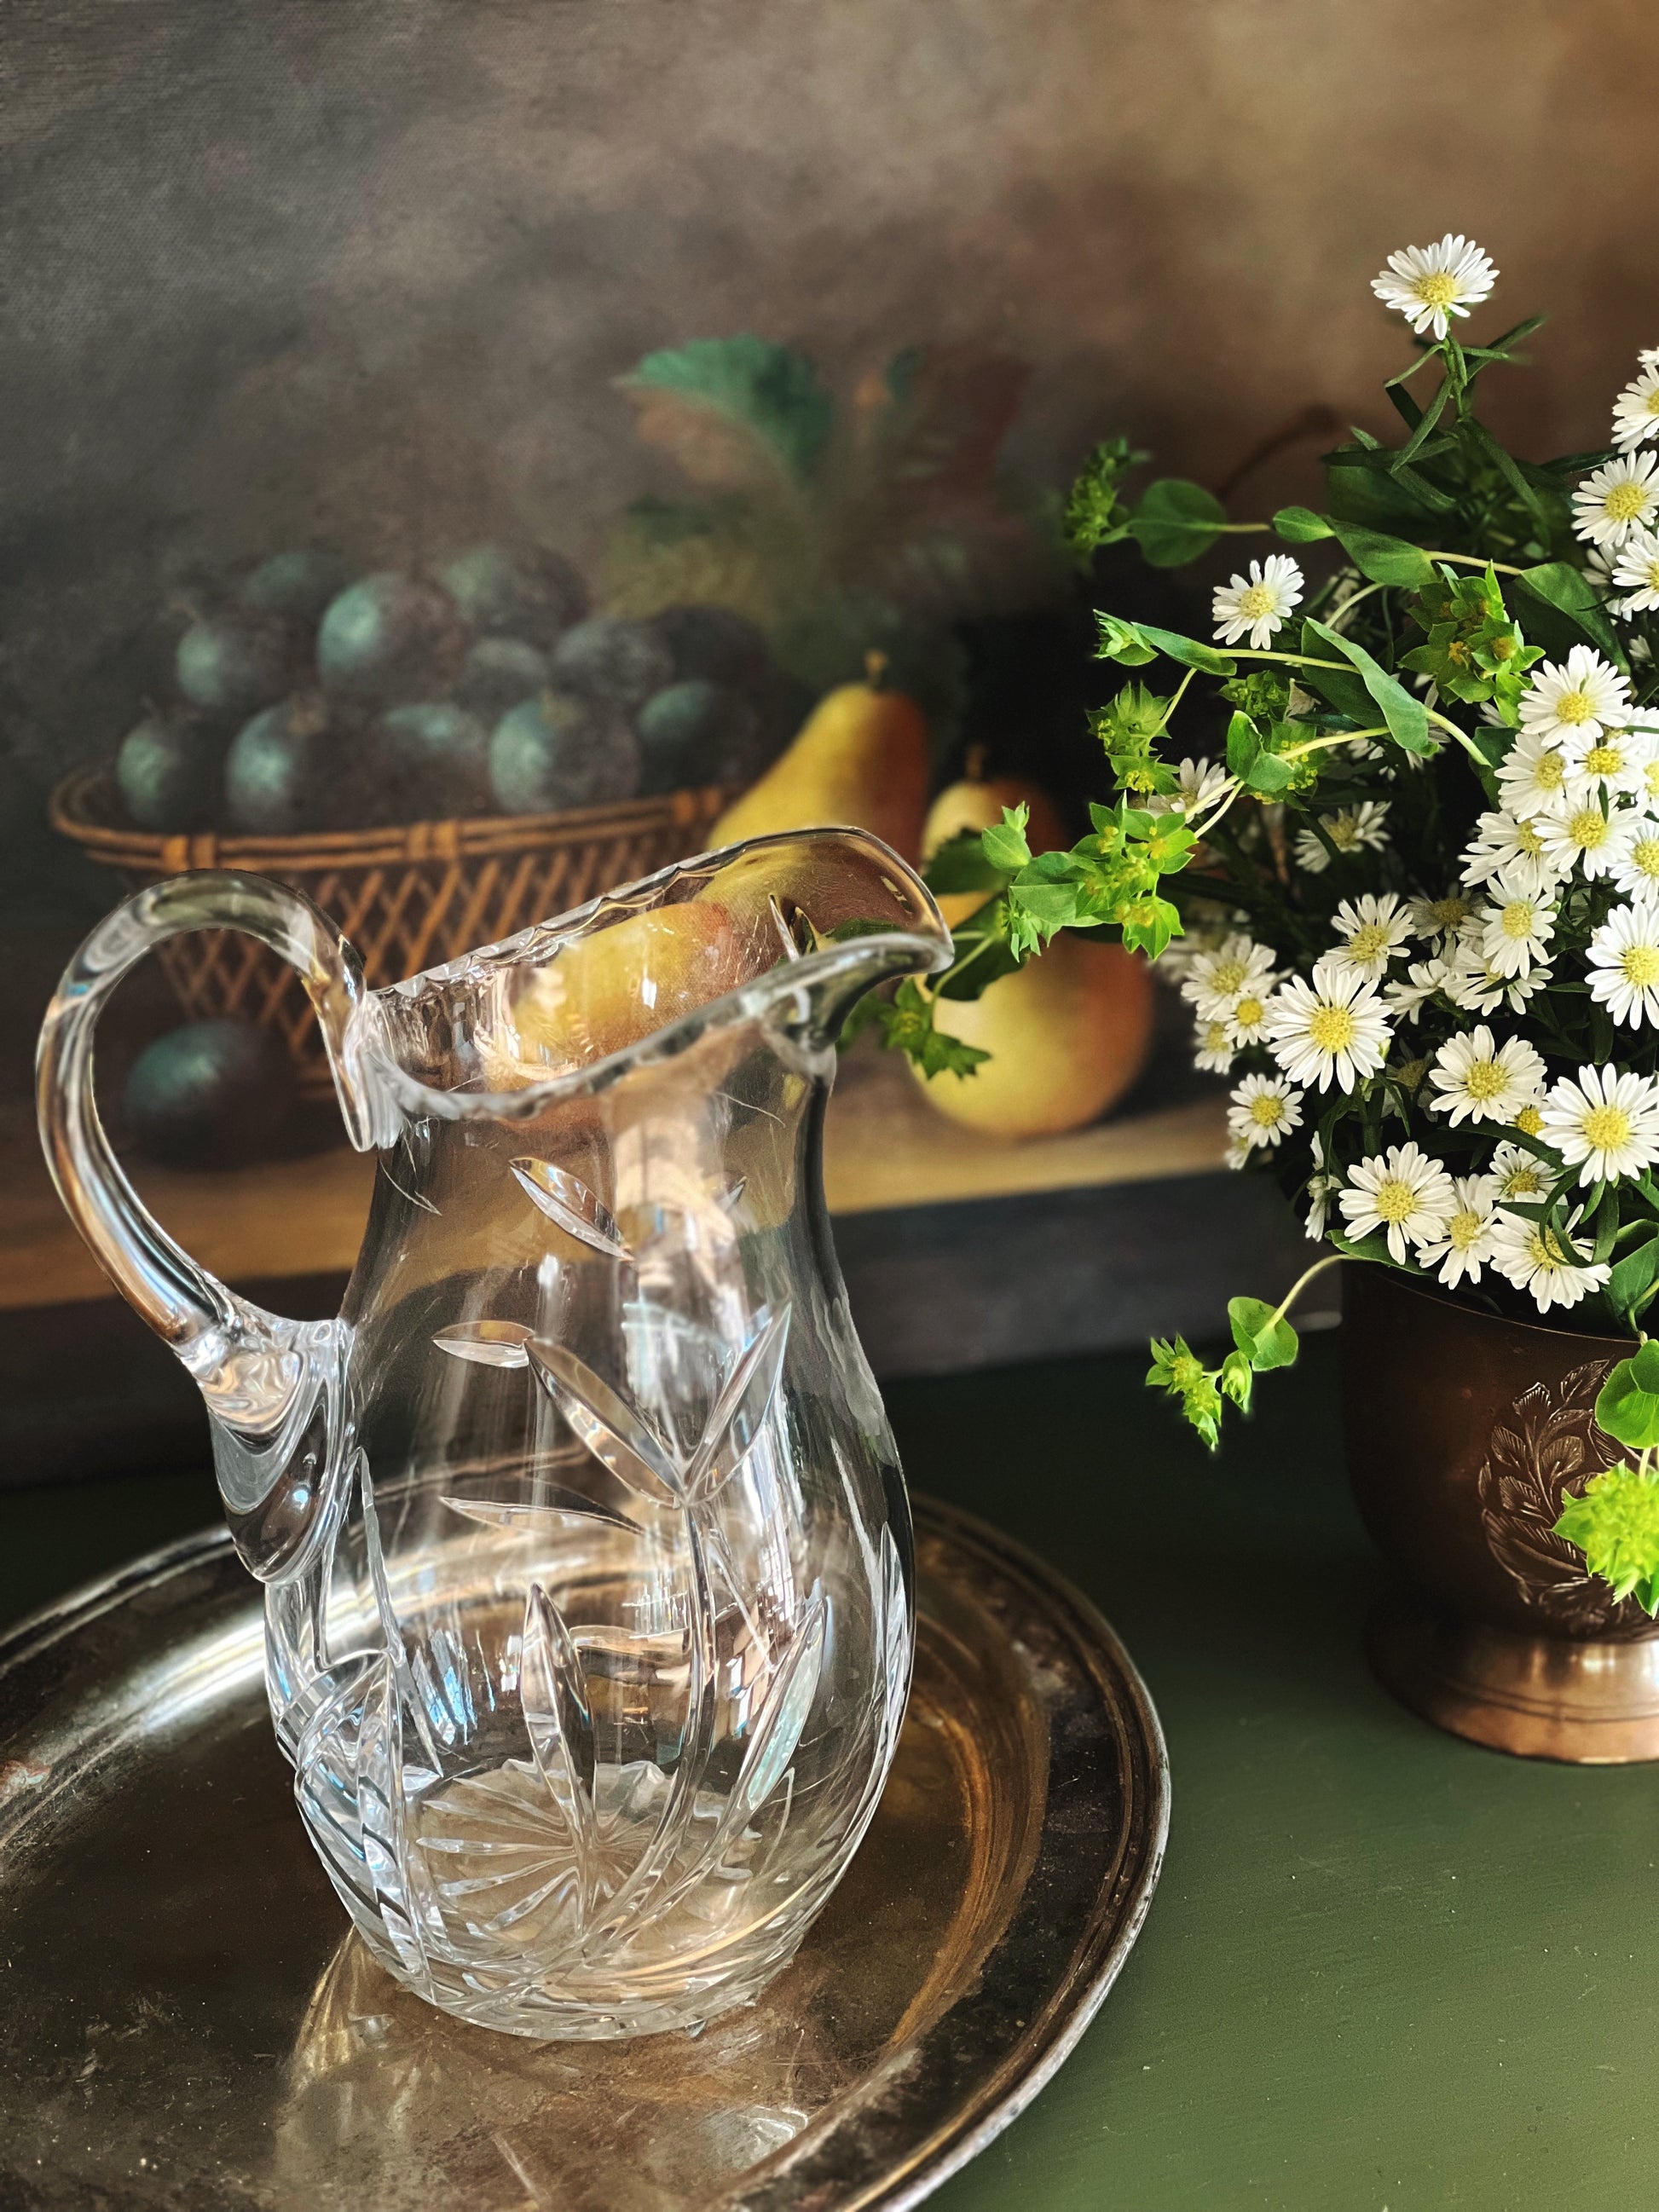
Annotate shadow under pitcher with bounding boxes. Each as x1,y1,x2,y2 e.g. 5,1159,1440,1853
37,828,951,2039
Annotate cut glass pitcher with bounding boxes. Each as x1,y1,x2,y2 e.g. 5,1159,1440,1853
37,829,951,2039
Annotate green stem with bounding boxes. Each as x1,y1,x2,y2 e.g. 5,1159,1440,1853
1419,550,1527,577
1265,1252,1343,1336
1281,728,1387,761
1154,667,1195,736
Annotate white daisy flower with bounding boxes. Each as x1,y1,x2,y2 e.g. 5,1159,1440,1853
1609,817,1659,900
1477,868,1557,977
1227,1073,1304,1153
1488,1209,1610,1314
1442,933,1554,1016
1225,983,1276,1048
1610,526,1659,616
1459,809,1561,894
1560,719,1657,802
1327,892,1413,981
1536,798,1633,882
1211,556,1305,650
1426,1025,1546,1126
1415,1174,1502,1290
1183,933,1278,1017
1370,234,1498,340
1147,756,1231,820
1263,959,1393,1094
1587,899,1659,1028
1489,1141,1553,1204
1338,1141,1456,1263
1408,889,1476,943
1517,647,1631,748
1573,450,1659,549
1384,956,1449,1024
1613,364,1659,452
1192,1014,1237,1076
1539,1065,1659,1187
1292,801,1391,875
1495,730,1574,819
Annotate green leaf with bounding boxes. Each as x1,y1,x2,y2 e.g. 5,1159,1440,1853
1217,1349,1255,1412
1119,895,1182,960
619,336,833,484
1243,750,1297,794
1327,523,1437,592
1595,1342,1659,1452
1095,613,1235,675
1554,1464,1659,1615
923,831,1009,897
980,805,1032,874
864,977,991,1080
1228,1296,1299,1372
1062,436,1149,563
1126,477,1228,567
1273,505,1334,543
1304,618,1434,757
935,898,1024,999
1511,562,1625,666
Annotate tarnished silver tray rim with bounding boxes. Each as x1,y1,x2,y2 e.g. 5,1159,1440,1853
0,1494,1170,2212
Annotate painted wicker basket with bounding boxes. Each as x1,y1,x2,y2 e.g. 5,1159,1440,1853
51,763,733,1096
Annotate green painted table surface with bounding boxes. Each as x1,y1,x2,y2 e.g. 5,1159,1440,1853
4,1335,1656,2211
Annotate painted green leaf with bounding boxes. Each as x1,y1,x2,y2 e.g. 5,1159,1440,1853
620,336,833,484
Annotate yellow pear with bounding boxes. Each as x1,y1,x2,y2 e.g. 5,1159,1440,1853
912,933,1153,1139
922,769,1070,927
711,656,930,861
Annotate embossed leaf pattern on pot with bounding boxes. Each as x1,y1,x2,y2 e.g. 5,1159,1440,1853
1478,1361,1658,1638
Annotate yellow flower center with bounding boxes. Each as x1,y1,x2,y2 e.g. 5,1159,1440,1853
1237,583,1275,621
1411,271,1460,311
1464,1060,1506,1100
1633,835,1659,881
1210,956,1248,995
1646,390,1659,419
1517,821,1546,858
1553,690,1595,727
1429,897,1469,929
1621,944,1659,989
1346,922,1391,964
1502,1159,1544,1193
1249,1094,1284,1129
1581,1103,1633,1152
1234,995,1264,1028
1329,818,1360,851
1500,898,1537,939
1513,1105,1545,1137
1534,750,1567,788
1448,1208,1485,1250
1202,1020,1228,1051
1307,1004,1357,1054
1528,1224,1573,1269
1373,1178,1418,1223
1645,763,1659,800
1605,482,1649,523
1584,743,1623,777
1645,560,1659,592
1568,807,1610,852
1396,1058,1428,1090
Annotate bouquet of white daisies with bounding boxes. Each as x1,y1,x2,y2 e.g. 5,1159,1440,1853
876,235,1659,1589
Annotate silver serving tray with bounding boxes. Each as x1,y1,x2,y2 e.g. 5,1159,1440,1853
0,1495,1167,2212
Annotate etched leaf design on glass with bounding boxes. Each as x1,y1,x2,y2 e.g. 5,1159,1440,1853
521,1580,602,1917
526,1339,683,1505
510,1158,630,1260
432,1320,535,1368
705,1584,828,1872
685,1303,792,1507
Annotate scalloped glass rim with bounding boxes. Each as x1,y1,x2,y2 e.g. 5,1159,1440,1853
354,824,951,1124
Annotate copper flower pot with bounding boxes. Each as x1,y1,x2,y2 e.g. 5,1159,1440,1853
1343,1263,1659,1763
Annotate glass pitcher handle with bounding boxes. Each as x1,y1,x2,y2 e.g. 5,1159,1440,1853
36,870,385,1477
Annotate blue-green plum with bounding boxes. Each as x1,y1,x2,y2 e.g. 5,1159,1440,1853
176,610,295,719
122,1018,295,1169
489,692,642,814
115,709,223,830
223,695,336,833
238,549,349,627
456,636,552,722
634,680,760,794
439,544,587,645
549,616,673,713
373,701,492,820
316,574,465,704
